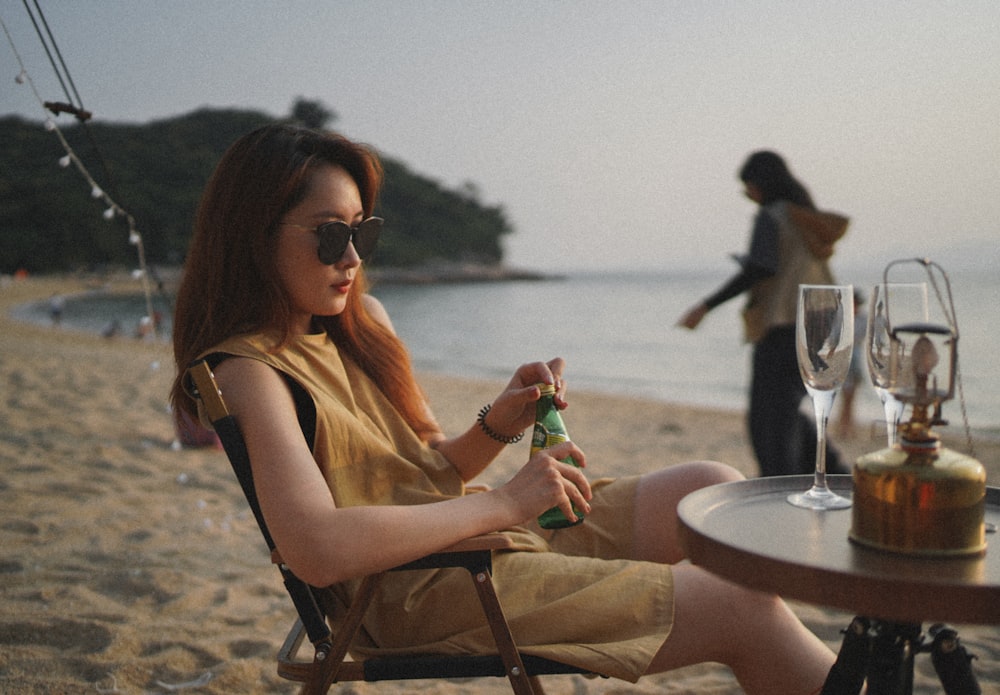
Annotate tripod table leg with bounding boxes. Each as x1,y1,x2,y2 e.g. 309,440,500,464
864,622,920,695
929,624,981,695
821,616,872,695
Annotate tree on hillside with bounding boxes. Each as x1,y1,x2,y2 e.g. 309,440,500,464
289,98,337,129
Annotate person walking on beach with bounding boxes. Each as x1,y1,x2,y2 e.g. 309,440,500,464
171,125,836,694
677,150,850,477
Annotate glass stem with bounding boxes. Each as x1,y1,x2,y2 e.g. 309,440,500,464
811,389,836,489
882,395,904,448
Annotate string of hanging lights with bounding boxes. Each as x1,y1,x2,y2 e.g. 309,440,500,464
2,11,158,338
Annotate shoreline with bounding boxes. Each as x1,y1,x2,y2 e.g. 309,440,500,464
367,261,558,284
9,271,999,445
2,274,998,693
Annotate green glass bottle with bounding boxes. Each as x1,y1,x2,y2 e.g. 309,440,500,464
532,383,585,529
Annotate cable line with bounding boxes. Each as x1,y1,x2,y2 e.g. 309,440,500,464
2,8,159,338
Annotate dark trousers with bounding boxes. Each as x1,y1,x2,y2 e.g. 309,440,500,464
749,325,847,477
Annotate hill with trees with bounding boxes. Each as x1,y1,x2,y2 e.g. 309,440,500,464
0,100,516,275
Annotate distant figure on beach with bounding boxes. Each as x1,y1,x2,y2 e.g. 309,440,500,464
101,319,122,339
677,150,850,477
170,125,836,693
836,288,867,438
49,294,65,326
136,316,152,339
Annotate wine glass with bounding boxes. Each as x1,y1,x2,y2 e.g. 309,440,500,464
788,284,854,510
865,282,929,448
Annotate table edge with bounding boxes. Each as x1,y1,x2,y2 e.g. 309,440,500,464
677,476,1000,625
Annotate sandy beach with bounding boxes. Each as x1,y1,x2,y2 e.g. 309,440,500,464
2,274,998,694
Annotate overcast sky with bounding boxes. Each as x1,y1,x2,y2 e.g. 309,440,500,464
3,1,998,275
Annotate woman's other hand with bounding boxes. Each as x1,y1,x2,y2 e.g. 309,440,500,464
497,440,591,524
677,302,708,330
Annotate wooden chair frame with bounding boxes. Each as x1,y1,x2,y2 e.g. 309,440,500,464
186,359,597,695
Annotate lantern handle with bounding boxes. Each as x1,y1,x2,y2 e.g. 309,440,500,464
881,257,959,340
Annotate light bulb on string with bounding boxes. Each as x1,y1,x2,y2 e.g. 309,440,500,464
7,18,159,348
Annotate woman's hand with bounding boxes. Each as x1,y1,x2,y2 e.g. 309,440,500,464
433,358,569,484
482,358,568,440
677,302,709,330
495,440,591,524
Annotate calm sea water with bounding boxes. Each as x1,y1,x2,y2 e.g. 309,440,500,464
369,265,999,434
12,262,999,432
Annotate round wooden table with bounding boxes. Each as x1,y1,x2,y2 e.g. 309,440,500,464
677,475,1000,625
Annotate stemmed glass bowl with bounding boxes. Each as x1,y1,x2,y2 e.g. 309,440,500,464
787,284,854,510
865,282,928,448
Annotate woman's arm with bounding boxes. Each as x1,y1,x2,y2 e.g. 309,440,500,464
677,213,778,329
431,359,568,482
363,293,564,484
214,356,590,588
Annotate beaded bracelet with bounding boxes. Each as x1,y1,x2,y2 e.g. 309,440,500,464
477,404,525,444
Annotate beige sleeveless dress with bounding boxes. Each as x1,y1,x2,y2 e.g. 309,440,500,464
207,330,673,682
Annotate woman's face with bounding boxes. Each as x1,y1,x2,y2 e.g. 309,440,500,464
743,182,763,204
275,164,364,334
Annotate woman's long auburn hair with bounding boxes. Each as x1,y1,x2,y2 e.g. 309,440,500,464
170,124,439,441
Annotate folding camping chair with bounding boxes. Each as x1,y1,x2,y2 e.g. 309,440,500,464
186,359,599,695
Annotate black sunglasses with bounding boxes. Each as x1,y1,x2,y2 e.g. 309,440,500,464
283,216,383,264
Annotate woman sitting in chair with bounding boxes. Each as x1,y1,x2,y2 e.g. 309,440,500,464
170,124,836,694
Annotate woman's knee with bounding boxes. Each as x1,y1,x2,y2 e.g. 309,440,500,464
632,462,743,563
637,461,741,508
680,459,745,489
637,461,743,519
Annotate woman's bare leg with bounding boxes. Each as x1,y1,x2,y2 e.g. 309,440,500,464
632,460,743,565
632,462,835,694
652,564,834,694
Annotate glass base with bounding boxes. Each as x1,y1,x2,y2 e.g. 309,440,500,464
787,485,852,510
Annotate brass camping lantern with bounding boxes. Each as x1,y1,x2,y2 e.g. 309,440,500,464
850,258,986,556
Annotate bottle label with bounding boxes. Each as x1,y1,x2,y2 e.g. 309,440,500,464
531,425,568,453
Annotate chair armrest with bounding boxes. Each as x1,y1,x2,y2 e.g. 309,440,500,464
271,533,514,568
438,533,515,553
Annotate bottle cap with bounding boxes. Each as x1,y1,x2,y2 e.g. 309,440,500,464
537,383,556,396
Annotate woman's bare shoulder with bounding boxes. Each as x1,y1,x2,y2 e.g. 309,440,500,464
363,293,396,334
